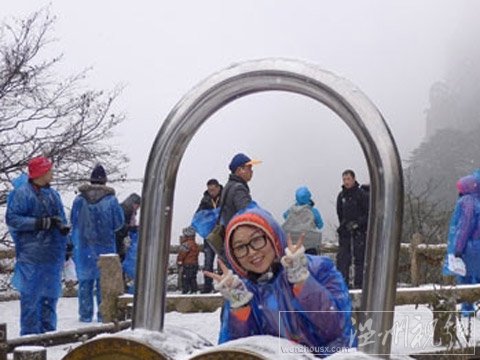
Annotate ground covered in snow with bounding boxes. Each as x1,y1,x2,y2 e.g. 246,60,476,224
1,297,480,359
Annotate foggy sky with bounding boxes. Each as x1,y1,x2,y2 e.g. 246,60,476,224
3,0,478,240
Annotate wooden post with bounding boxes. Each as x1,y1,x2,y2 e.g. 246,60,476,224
98,254,124,323
0,323,7,360
430,291,457,346
13,346,46,360
410,233,422,286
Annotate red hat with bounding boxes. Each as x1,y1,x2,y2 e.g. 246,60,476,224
28,157,53,179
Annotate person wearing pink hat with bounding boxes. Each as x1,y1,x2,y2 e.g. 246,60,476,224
443,169,480,317
6,156,69,335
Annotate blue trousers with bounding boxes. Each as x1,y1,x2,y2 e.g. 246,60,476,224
20,293,58,335
78,279,102,322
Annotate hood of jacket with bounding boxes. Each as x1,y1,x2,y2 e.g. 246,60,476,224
295,186,313,206
12,173,28,189
78,184,115,204
225,206,286,278
456,170,480,195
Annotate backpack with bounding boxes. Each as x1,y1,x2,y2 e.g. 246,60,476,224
282,205,322,251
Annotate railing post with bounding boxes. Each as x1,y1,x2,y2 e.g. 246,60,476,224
98,254,124,323
410,233,422,286
0,323,7,360
13,346,46,360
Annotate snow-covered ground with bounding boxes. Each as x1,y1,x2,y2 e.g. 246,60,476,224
1,297,479,359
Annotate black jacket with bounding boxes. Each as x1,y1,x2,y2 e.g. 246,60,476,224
196,187,222,213
336,182,369,233
220,174,251,226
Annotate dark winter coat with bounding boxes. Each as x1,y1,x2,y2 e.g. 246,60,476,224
115,193,141,258
220,174,252,226
336,182,369,235
196,187,222,212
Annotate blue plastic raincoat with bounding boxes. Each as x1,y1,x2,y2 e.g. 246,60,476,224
71,184,124,280
122,229,138,294
6,173,28,244
6,180,68,298
219,206,353,357
443,170,480,279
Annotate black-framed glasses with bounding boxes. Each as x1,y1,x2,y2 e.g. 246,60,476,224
232,232,268,259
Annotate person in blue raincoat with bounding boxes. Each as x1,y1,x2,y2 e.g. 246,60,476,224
71,164,124,322
282,186,324,255
6,157,69,335
443,170,480,316
122,228,139,294
204,206,353,357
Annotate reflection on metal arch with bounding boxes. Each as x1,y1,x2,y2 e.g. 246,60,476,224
133,58,404,356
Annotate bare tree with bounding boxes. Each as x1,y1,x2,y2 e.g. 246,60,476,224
0,9,128,204
0,9,128,246
403,168,451,245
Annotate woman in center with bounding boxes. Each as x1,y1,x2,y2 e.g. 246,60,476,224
204,206,354,357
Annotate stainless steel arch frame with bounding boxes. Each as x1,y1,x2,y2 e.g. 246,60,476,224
133,58,404,356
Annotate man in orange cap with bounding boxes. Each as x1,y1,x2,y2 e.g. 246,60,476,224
220,153,262,226
206,153,261,259
6,156,69,335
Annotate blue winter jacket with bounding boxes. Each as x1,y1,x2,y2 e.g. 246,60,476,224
283,186,324,229
443,171,480,278
6,180,68,297
219,207,353,357
71,184,124,280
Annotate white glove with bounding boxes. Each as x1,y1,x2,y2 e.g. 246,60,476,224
214,270,253,309
281,245,309,283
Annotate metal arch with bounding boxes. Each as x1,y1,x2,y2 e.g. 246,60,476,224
133,58,404,356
